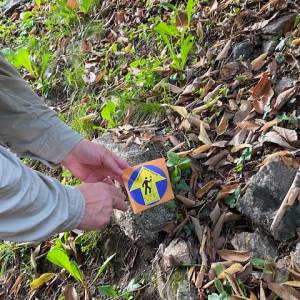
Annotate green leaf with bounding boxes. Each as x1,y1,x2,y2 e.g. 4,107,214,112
224,188,241,208
214,279,226,295
186,0,194,27
171,166,181,184
251,257,266,269
15,48,35,76
155,22,179,37
46,247,83,285
98,285,118,297
208,293,229,300
214,264,225,277
179,34,194,70
93,253,116,283
167,152,180,165
101,100,116,128
176,179,192,192
78,0,94,14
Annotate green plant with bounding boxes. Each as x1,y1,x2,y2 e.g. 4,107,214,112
224,188,241,208
46,239,86,287
234,147,252,173
167,152,191,184
154,0,196,70
98,278,144,300
78,0,95,14
101,100,117,129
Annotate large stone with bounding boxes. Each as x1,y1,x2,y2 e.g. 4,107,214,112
232,41,255,61
274,77,295,94
238,160,298,241
95,133,176,244
154,243,197,300
263,14,297,36
1,0,29,14
231,229,278,258
163,238,193,269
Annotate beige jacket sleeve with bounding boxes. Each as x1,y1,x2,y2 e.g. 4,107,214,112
0,54,82,164
0,54,85,242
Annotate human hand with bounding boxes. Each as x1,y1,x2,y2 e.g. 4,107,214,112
62,139,129,184
76,181,128,230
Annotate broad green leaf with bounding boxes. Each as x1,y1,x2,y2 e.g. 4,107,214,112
40,52,50,77
16,48,35,76
98,285,118,297
155,22,179,37
251,257,266,269
30,273,56,290
46,247,83,284
101,100,116,128
214,279,226,295
171,166,181,183
93,253,116,283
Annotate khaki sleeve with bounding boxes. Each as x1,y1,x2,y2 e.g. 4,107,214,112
0,54,82,164
0,146,85,242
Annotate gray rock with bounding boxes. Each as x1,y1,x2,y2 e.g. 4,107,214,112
113,205,176,243
238,160,298,241
275,257,290,283
154,246,197,300
232,41,255,60
294,242,300,271
163,239,193,269
262,39,278,54
95,132,166,166
1,0,29,14
274,77,295,94
95,133,176,244
231,229,278,258
263,14,297,36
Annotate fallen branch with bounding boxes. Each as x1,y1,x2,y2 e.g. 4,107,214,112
270,167,300,233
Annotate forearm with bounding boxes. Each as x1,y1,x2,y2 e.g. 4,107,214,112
0,54,82,164
0,146,85,242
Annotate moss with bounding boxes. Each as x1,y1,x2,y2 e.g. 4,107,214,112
170,269,186,296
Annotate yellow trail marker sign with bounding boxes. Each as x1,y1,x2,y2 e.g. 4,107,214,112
122,158,174,214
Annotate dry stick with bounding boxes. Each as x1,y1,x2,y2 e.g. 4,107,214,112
270,167,300,233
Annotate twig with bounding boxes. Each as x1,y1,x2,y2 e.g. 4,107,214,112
270,167,300,233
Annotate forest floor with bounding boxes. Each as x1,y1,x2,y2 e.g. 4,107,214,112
0,0,300,299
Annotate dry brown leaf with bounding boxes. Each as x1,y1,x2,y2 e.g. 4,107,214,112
217,249,251,263
176,194,195,208
273,126,297,143
261,150,291,166
282,281,300,288
216,113,229,135
273,86,296,112
251,53,268,71
218,263,243,279
192,144,214,155
251,72,274,113
80,40,91,52
250,291,258,300
216,39,232,61
263,131,296,150
260,118,278,133
268,281,300,300
165,83,183,94
196,181,216,198
237,120,260,131
67,0,78,9
204,150,229,168
199,121,212,145
210,203,221,226
231,144,252,153
217,183,239,200
260,280,266,300
64,285,79,300
292,38,300,46
220,62,240,80
190,216,204,243
168,105,188,118
259,0,284,13
176,10,188,27
209,0,218,14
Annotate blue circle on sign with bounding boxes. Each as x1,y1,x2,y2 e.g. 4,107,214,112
128,165,167,206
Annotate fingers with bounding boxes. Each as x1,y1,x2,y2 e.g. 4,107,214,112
108,184,128,211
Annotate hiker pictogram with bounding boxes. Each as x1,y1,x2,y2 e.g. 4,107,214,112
142,176,152,195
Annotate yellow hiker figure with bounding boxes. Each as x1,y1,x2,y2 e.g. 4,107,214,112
129,167,166,205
